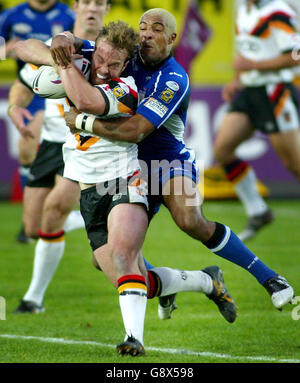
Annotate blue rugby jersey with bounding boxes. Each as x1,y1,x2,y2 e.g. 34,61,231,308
81,40,198,187
0,1,75,71
125,49,192,163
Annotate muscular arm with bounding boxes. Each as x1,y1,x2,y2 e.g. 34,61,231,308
254,52,300,70
9,79,34,108
65,108,155,143
234,52,300,72
8,79,35,137
92,113,155,143
58,64,106,115
14,39,54,66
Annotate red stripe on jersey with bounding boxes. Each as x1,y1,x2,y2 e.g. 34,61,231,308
269,83,284,103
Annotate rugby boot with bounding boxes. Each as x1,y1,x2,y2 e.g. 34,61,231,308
203,266,237,323
238,209,274,242
264,275,294,310
158,293,178,320
117,336,145,356
13,300,45,314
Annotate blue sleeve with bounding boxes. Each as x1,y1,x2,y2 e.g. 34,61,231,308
81,39,95,51
137,71,190,128
0,8,13,41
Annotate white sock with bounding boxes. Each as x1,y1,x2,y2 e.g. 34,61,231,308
23,238,65,306
63,210,85,233
118,275,147,345
234,168,268,217
151,267,213,296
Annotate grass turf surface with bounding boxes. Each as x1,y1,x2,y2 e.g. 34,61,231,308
0,199,299,364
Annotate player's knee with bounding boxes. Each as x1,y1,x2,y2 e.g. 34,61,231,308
44,200,71,221
175,212,213,241
214,142,230,165
111,244,137,270
92,255,102,271
175,212,197,234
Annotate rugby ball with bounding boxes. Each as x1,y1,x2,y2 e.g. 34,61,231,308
32,57,91,99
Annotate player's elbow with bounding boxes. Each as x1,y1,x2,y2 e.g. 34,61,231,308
74,98,105,116
133,131,146,143
73,92,105,115
123,128,145,143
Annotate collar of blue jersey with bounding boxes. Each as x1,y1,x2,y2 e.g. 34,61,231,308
138,51,173,72
28,0,58,14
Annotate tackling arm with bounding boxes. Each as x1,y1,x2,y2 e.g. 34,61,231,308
65,108,155,143
14,38,54,66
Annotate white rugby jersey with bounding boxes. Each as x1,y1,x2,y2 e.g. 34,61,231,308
236,0,298,86
63,76,140,184
19,63,68,143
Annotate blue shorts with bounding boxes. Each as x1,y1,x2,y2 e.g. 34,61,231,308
26,94,45,120
141,157,199,220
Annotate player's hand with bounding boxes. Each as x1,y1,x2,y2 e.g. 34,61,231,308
233,54,256,71
222,78,243,103
65,107,81,133
50,33,75,68
8,105,34,138
5,37,20,59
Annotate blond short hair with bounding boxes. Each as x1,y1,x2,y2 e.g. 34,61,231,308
95,21,139,59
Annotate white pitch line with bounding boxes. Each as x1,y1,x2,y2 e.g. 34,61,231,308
1,334,299,363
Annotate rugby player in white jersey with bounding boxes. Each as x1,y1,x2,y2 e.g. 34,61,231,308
9,0,111,314
15,19,238,356
213,0,300,241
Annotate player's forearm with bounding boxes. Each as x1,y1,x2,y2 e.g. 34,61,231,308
8,79,34,108
14,39,53,66
59,65,106,115
91,114,151,143
254,52,300,71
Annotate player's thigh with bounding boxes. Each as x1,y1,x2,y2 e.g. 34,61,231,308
214,112,254,164
23,185,52,237
269,129,300,179
43,175,80,214
107,203,148,254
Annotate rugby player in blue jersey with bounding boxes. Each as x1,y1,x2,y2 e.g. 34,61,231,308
61,8,295,312
3,0,75,242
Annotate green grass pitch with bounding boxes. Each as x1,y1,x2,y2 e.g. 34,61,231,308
0,199,299,364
